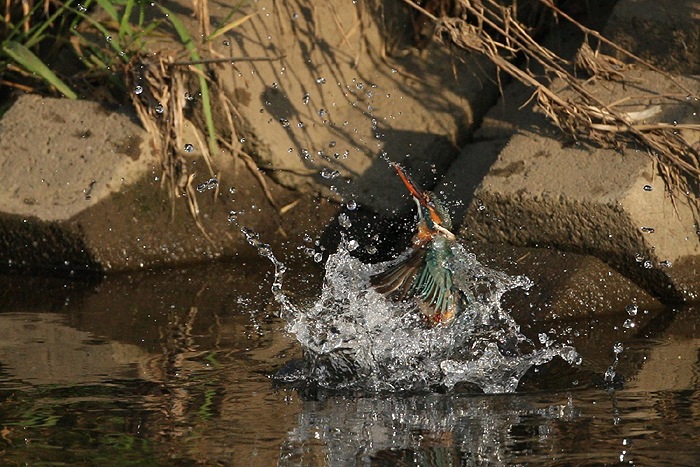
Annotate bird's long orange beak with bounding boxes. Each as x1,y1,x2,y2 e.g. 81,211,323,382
391,162,443,227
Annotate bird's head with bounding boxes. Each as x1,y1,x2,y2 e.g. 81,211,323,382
391,162,456,245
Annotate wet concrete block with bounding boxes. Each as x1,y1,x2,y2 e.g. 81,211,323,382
0,95,337,274
460,70,700,301
469,242,663,324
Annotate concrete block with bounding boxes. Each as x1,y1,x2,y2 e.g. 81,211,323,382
604,0,700,75
0,95,337,274
207,0,499,214
460,70,700,301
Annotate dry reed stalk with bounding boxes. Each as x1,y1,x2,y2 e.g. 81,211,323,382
125,54,214,243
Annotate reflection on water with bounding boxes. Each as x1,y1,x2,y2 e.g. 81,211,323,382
0,264,698,465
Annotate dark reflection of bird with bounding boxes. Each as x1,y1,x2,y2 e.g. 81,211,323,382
371,163,467,326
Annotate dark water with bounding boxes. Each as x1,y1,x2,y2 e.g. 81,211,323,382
0,260,698,466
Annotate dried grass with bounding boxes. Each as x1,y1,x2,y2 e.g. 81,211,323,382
405,0,700,211
124,0,285,240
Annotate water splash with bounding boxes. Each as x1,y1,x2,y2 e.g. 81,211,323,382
245,230,579,393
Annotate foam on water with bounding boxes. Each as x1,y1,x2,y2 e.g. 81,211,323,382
244,229,579,393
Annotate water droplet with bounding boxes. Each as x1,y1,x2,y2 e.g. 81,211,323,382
184,143,194,153
106,35,112,42
240,137,246,143
365,245,378,255
338,213,352,228
313,252,323,263
155,103,164,114
196,177,219,192
613,342,624,354
320,168,340,179
185,92,194,101
659,259,672,268
292,12,299,20
134,85,143,95
643,260,653,269
329,141,336,148
625,304,638,316
227,210,238,223
77,4,87,12
347,239,359,251
315,77,326,84
318,108,327,117
280,118,290,128
623,319,636,329
222,39,231,47
640,226,655,233
604,366,616,382
297,122,305,128
302,93,310,105
346,199,357,210
643,184,652,191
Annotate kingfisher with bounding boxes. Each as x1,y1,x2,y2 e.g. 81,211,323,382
371,163,467,326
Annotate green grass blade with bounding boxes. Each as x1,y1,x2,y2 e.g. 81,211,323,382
94,0,120,23
2,41,78,99
119,0,135,41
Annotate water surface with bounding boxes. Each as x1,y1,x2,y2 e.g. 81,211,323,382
0,260,697,465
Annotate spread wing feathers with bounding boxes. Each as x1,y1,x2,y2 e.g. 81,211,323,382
370,248,426,298
371,248,466,322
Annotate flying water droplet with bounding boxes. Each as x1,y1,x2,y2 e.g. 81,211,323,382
134,85,143,95
338,213,352,229
155,103,164,114
320,168,340,179
643,184,653,191
346,199,357,210
196,177,219,192
623,319,636,329
184,143,194,153
625,304,638,316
